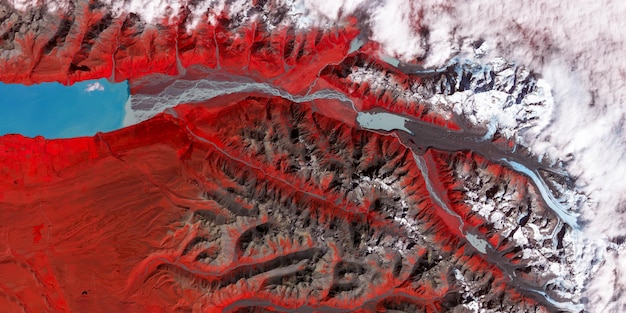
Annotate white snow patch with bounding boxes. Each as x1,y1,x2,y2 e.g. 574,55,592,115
300,1,626,310
8,0,69,12
102,0,185,24
8,0,37,11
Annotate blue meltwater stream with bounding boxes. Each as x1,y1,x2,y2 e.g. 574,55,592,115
0,78,129,139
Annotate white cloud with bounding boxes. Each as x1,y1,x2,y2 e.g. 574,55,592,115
368,0,425,60
85,82,105,93
301,0,366,21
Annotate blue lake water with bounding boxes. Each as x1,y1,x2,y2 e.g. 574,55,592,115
0,78,129,139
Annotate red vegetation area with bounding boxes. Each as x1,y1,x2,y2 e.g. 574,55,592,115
0,5,557,312
0,7,358,97
0,96,546,312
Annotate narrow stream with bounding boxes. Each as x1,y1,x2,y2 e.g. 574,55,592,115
134,71,578,234
354,109,582,311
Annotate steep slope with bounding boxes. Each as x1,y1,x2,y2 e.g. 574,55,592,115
0,97,575,312
0,1,588,312
0,0,357,96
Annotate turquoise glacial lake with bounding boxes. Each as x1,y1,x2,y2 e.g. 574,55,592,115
0,78,129,139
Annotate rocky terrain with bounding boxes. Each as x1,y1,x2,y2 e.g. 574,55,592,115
0,0,586,312
0,97,577,312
